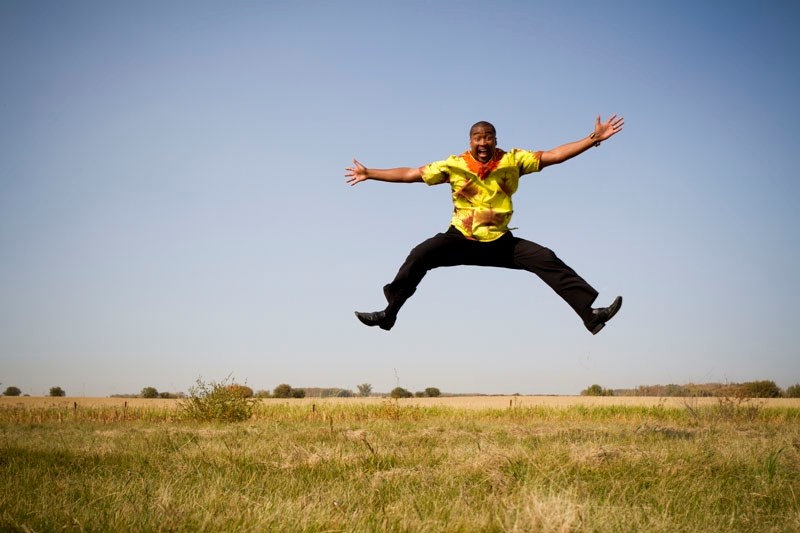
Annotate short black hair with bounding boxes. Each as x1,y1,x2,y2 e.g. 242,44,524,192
470,121,496,136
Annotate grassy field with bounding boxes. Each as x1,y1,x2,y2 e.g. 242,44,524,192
1,396,799,531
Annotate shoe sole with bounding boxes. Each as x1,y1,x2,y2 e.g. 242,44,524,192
590,323,606,335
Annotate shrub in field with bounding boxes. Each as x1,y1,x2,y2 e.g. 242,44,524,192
787,384,800,398
49,387,66,397
272,384,293,398
140,387,159,398
181,377,256,422
227,384,254,398
357,383,373,397
390,387,413,399
3,386,21,397
581,384,614,396
273,384,305,398
425,387,441,397
713,396,763,421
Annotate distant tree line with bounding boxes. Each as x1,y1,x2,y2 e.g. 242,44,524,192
135,383,314,399
612,380,799,398
303,387,355,398
10,380,797,399
137,387,185,399
131,383,445,400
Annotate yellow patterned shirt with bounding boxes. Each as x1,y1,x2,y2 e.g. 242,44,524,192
421,148,542,242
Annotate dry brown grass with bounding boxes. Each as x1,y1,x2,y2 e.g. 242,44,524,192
2,394,798,531
0,396,179,409
4,395,799,411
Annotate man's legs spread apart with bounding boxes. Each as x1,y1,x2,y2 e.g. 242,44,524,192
355,227,488,330
509,236,621,334
510,237,598,319
355,229,621,333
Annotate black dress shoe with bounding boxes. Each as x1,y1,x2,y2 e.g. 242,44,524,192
584,296,623,335
354,310,396,331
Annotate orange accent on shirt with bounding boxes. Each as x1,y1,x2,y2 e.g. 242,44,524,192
462,149,506,180
420,148,541,242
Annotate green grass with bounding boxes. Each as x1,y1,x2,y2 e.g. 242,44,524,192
1,400,799,531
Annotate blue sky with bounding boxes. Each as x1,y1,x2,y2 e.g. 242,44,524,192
1,1,798,396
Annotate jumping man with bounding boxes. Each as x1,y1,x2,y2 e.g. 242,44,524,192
345,115,624,334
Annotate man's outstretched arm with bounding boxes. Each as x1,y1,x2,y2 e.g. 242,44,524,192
539,114,624,169
345,159,424,186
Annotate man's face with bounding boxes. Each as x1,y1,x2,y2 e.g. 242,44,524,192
469,125,497,163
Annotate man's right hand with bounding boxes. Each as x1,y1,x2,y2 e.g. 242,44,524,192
345,159,369,186
345,159,424,185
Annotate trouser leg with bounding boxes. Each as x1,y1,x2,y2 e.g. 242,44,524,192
380,228,598,323
510,237,598,321
383,227,476,316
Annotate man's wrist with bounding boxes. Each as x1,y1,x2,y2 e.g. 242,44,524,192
589,132,601,147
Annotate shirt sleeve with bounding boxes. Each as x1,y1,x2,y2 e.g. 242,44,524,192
514,149,543,175
420,157,453,186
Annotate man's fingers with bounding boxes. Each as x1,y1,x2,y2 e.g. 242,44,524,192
600,114,624,135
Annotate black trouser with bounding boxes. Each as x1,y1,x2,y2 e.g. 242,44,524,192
382,226,598,322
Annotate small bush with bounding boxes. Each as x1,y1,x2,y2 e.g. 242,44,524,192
425,387,441,397
390,387,413,399
227,384,254,398
714,396,763,421
49,387,66,397
272,384,293,398
181,377,257,422
272,384,305,398
140,387,159,399
3,386,21,397
582,384,614,396
786,384,800,398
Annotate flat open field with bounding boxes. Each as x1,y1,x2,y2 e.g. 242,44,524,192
5,394,800,410
2,396,799,531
